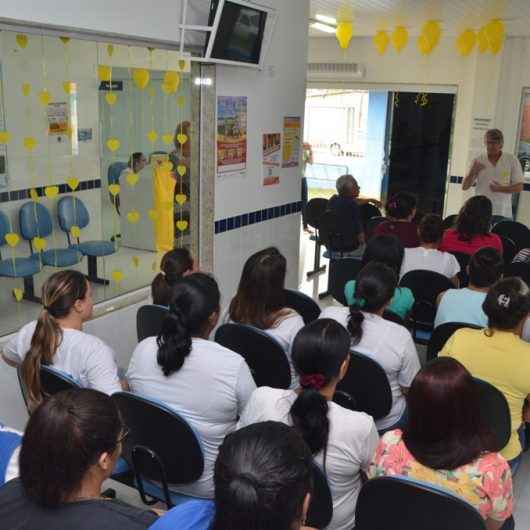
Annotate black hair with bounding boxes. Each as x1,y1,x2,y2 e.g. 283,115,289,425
418,214,443,244
157,273,220,376
456,195,492,241
386,191,417,220
290,319,351,455
151,248,194,306
348,262,397,345
212,421,312,530
362,234,404,276
483,277,530,332
468,247,503,288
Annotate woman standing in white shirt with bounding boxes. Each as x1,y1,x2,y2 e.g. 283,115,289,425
228,247,304,387
1,270,121,408
127,273,256,499
320,262,420,433
238,319,379,530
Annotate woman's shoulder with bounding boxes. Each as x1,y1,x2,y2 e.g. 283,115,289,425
328,402,376,434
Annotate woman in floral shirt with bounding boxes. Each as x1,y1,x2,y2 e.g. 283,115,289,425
369,358,513,530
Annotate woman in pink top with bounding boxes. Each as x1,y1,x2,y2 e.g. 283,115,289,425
440,196,502,256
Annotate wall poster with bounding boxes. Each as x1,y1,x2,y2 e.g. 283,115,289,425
262,133,281,186
282,116,301,168
217,96,247,177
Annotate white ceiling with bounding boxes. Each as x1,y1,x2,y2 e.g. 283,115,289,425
309,0,530,37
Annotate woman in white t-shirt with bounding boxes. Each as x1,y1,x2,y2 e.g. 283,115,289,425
228,247,304,387
238,319,379,530
400,213,460,284
320,262,420,433
127,273,256,499
1,270,121,409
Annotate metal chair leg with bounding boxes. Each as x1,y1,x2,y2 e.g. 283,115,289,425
86,255,110,285
22,276,41,303
307,237,326,278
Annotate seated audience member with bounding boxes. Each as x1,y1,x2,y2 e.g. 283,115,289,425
370,358,513,530
151,248,196,306
400,214,460,284
127,273,256,499
323,263,420,433
237,320,378,530
228,247,304,386
513,247,530,264
1,270,121,409
345,235,414,319
435,248,503,328
0,423,22,486
440,195,502,255
441,277,530,472
120,152,147,181
374,192,419,248
150,422,314,530
0,389,158,530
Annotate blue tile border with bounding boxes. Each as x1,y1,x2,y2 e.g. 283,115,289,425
215,201,302,235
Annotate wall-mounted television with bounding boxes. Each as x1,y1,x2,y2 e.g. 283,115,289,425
207,0,268,65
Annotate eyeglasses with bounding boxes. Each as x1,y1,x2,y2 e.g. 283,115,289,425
117,428,130,445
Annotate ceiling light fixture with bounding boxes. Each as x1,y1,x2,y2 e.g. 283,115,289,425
310,22,336,34
315,14,337,25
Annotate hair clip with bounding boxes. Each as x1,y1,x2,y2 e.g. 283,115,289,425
497,294,510,308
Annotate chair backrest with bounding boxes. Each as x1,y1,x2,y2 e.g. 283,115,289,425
19,202,53,240
0,210,10,247
359,203,382,228
319,209,359,253
365,216,386,239
137,304,170,342
505,261,530,285
334,351,392,420
284,289,321,325
441,214,458,231
214,323,291,389
305,198,329,229
108,161,128,186
499,235,517,265
306,462,333,529
328,258,363,305
492,220,530,252
491,215,509,227
427,322,481,361
474,377,511,453
57,196,90,232
112,392,204,484
449,251,470,287
355,476,486,530
40,365,80,396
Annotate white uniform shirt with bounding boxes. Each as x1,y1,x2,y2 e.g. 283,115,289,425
401,247,460,280
3,321,121,395
238,387,379,530
319,307,420,431
474,152,523,217
126,337,256,499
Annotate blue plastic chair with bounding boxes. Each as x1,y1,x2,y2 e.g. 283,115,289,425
19,202,82,268
57,196,116,284
0,210,41,302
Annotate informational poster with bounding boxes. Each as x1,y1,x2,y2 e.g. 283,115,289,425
47,102,69,135
282,116,301,168
262,133,281,186
217,96,247,177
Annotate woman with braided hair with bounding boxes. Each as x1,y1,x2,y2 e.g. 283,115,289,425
238,319,378,530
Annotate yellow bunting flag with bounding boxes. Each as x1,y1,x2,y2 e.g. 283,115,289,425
5,233,20,247
44,186,59,199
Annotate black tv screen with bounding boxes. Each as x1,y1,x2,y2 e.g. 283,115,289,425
208,1,267,64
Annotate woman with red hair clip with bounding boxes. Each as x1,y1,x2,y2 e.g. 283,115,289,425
374,191,419,247
238,319,379,530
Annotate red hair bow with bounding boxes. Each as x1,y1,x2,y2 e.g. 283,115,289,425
299,373,327,390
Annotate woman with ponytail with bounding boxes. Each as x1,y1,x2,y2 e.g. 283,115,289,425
321,262,420,433
2,270,121,408
127,273,256,499
238,320,379,530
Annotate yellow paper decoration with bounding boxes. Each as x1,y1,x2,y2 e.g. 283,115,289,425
489,37,503,55
5,233,20,247
162,133,173,145
456,30,476,56
16,34,28,49
108,184,120,197
0,131,11,144
13,288,23,302
32,237,47,251
127,210,141,224
175,194,187,206
147,130,158,144
161,161,174,172
161,82,175,95
391,26,409,52
422,20,441,50
98,65,112,82
178,59,189,71
29,189,39,201
106,138,121,152
177,133,188,145
336,21,354,49
70,226,81,238
176,220,188,232
105,92,118,105
417,34,432,55
125,172,139,187
133,68,150,90
176,95,186,108
148,209,159,221
44,186,59,199
22,83,31,97
177,165,187,177
63,81,75,95
477,26,489,53
38,90,52,106
59,36,70,45
486,19,505,55
111,270,124,283
107,44,115,57
131,256,140,268
67,177,79,191
373,30,389,55
164,70,180,85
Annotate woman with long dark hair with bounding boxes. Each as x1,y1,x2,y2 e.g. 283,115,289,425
323,262,420,433
370,358,513,530
2,270,121,408
127,273,256,499
238,320,379,530
0,389,158,529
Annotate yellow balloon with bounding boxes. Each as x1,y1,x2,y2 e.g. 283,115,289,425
486,19,504,54
105,92,118,105
373,30,389,55
5,233,20,247
126,210,141,224
417,34,432,55
111,270,124,283
146,130,158,144
456,29,476,56
422,20,441,49
163,71,181,90
391,25,408,53
133,68,150,90
489,36,503,55
13,288,23,302
67,177,79,191
32,237,47,251
98,65,112,82
477,26,489,53
336,21,353,50
0,131,10,144
16,34,28,49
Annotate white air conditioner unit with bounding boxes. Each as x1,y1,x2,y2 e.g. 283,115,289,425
307,62,365,81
